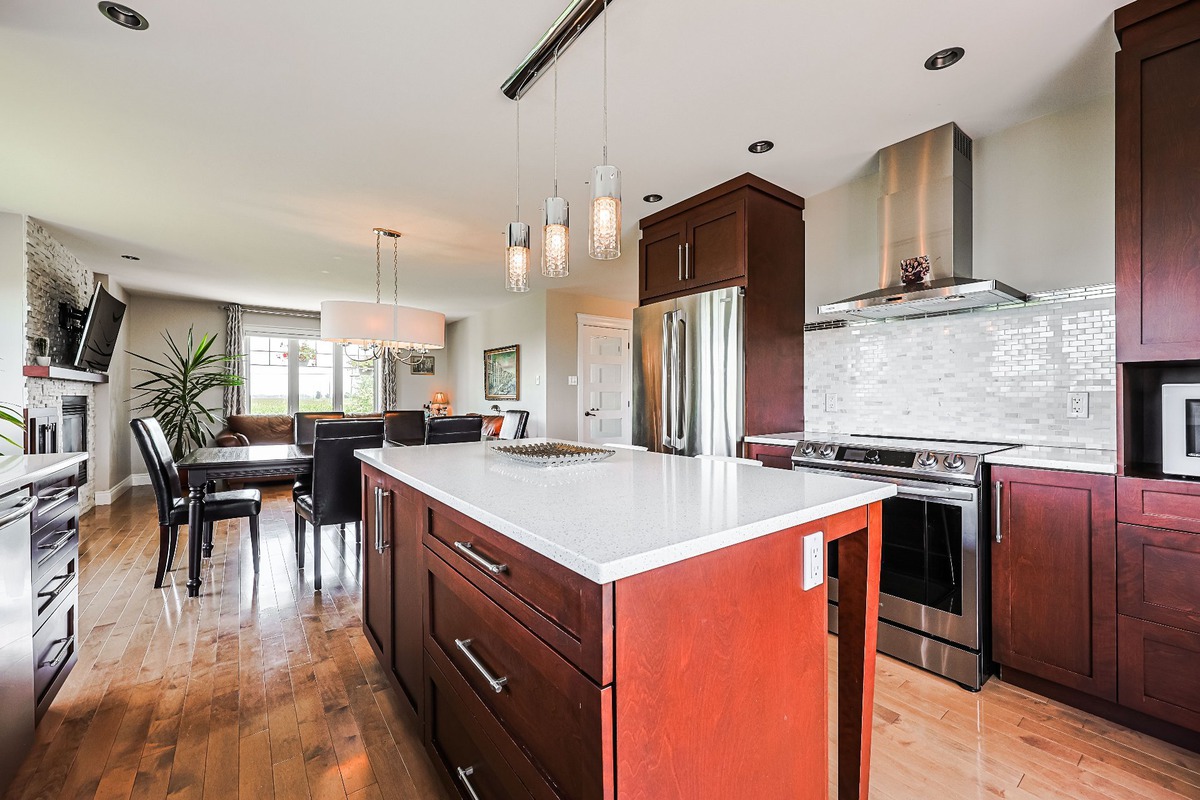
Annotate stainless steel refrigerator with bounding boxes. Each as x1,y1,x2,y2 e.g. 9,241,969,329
633,286,744,456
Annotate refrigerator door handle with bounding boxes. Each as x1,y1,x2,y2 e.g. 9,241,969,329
661,310,674,449
675,313,688,449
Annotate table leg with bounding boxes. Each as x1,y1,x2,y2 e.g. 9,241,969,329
187,474,207,598
836,502,882,800
202,480,216,557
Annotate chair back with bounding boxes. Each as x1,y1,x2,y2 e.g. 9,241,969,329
384,410,426,446
425,415,484,445
310,418,384,524
294,411,345,447
498,410,529,440
130,417,183,525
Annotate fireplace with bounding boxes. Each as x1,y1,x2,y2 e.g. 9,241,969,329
61,396,88,485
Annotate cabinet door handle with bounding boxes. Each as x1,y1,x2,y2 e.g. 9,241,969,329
684,242,690,279
0,496,37,528
40,635,75,669
373,486,392,553
454,638,508,693
677,244,683,281
455,766,483,800
37,529,76,565
37,572,74,601
453,541,507,574
38,487,74,503
993,480,1003,543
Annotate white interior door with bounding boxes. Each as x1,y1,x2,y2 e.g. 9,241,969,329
577,319,632,445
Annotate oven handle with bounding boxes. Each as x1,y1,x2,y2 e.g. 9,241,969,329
896,485,976,503
792,463,979,502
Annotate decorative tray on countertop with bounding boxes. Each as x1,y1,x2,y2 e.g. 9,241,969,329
492,441,615,468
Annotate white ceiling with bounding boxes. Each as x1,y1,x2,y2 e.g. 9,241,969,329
0,0,1120,319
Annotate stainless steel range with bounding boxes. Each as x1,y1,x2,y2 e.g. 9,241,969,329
791,434,1017,690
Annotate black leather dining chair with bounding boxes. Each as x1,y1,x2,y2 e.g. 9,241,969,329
384,410,426,446
424,415,484,445
498,409,529,440
294,418,384,590
292,411,344,532
131,417,262,588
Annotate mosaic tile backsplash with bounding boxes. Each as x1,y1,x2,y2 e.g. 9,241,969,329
803,285,1116,450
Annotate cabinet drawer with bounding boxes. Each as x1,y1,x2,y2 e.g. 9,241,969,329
31,506,78,582
1118,523,1200,633
743,441,795,470
1118,615,1200,733
425,551,612,800
34,552,77,631
425,658,537,800
32,480,76,535
34,596,77,719
1118,477,1200,534
424,499,612,684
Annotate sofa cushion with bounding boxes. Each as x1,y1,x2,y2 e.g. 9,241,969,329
225,414,294,445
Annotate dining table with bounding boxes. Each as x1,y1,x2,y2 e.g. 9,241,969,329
176,444,313,597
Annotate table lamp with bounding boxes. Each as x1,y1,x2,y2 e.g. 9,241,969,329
431,392,449,416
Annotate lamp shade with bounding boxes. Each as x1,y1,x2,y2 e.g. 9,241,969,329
321,300,445,350
431,392,449,405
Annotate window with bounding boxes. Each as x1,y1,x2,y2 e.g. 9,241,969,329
246,335,378,415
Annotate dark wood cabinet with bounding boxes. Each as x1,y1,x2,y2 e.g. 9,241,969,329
638,196,747,303
361,470,392,671
743,441,795,470
1118,615,1200,732
1118,523,1200,634
991,466,1117,700
639,220,686,300
1115,0,1200,362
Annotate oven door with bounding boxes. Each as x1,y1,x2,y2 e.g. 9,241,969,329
793,465,982,650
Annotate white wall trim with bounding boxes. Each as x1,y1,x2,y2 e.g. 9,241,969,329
95,474,135,505
576,313,633,331
131,472,152,487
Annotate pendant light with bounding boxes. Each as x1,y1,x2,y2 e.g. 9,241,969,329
542,48,569,278
505,98,531,292
321,228,445,363
588,0,621,260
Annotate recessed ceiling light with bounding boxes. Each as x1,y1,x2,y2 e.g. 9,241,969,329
98,2,149,30
120,254,140,260
748,140,774,154
924,47,965,70
643,194,663,203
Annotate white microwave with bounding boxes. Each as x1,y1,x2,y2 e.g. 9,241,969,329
1163,384,1200,478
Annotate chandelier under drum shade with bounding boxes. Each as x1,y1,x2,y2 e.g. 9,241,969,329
321,228,445,363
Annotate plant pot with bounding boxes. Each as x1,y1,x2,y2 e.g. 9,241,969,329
35,357,51,367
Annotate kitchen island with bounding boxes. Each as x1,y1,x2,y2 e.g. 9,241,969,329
356,441,894,800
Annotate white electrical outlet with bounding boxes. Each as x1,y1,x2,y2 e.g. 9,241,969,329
824,392,838,413
802,532,824,591
567,375,578,386
535,374,541,386
1067,392,1089,419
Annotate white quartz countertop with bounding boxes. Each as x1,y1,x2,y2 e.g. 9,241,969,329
744,432,805,447
0,452,88,497
984,446,1117,475
356,440,895,584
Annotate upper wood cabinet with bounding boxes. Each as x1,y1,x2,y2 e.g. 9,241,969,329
638,174,801,305
991,466,1118,701
1115,0,1200,362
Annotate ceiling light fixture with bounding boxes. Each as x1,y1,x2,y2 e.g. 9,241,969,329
542,49,569,278
501,0,619,100
588,0,621,261
506,98,531,292
924,47,965,70
321,228,445,363
120,254,140,260
748,140,774,154
643,194,663,203
98,2,148,30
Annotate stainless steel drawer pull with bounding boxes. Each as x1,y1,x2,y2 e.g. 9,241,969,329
453,542,507,574
37,529,76,565
38,487,74,503
37,573,73,601
0,496,37,528
454,638,508,693
40,635,75,669
455,766,483,800
994,480,1003,544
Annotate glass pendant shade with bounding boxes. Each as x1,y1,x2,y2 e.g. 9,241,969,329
541,196,569,277
505,222,531,292
588,165,622,260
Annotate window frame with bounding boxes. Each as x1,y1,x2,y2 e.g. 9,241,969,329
244,333,379,415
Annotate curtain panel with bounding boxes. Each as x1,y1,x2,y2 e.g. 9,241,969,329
223,303,247,418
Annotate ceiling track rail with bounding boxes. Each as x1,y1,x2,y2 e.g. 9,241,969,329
501,0,615,101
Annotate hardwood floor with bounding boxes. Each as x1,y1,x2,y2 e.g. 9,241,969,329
5,484,1199,800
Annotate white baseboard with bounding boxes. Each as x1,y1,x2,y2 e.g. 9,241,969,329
132,473,151,487
96,474,136,505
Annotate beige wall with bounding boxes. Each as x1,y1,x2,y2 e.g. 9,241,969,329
544,290,635,439
125,292,227,473
92,274,132,494
805,94,1116,321
0,213,25,455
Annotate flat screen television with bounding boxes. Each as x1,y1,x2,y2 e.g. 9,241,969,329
73,284,126,373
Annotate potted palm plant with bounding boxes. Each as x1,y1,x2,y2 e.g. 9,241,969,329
130,327,243,460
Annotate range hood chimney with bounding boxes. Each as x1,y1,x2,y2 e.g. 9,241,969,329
817,122,1025,319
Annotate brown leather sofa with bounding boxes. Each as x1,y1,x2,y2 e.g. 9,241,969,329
215,414,294,447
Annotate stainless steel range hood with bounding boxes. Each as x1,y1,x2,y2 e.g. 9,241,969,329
817,123,1025,319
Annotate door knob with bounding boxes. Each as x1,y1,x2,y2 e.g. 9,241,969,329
584,410,597,417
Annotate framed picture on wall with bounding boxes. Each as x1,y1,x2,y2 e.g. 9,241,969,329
410,355,435,376
484,344,519,401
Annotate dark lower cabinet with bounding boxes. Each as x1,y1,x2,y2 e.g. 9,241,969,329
991,466,1117,701
361,470,392,670
1118,615,1200,732
743,441,795,470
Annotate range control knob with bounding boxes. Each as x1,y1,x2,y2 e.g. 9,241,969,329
916,451,938,469
819,444,837,459
865,450,881,463
800,443,817,457
944,453,966,472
